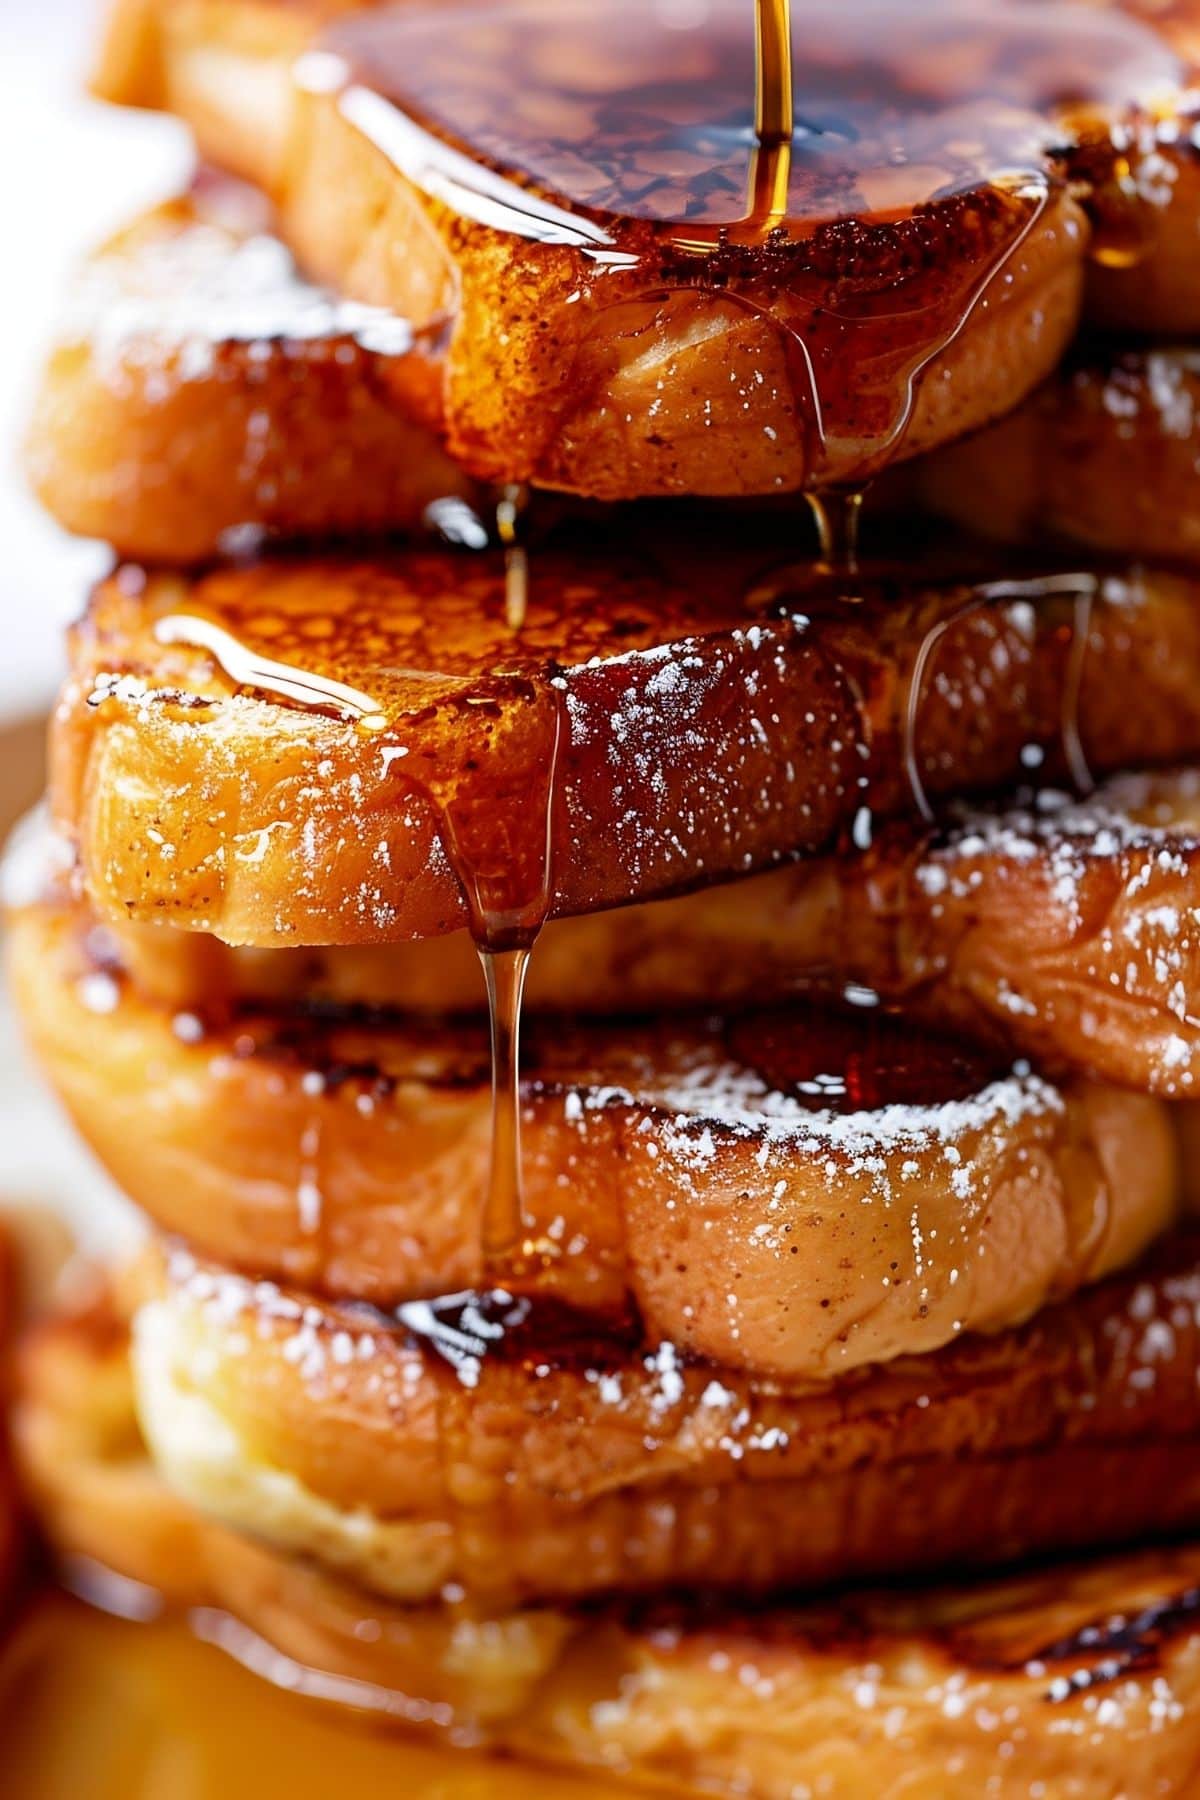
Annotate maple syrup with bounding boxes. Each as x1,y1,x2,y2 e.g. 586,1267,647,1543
83,549,1200,1179
0,1591,602,1800
724,1005,1001,1113
316,0,1181,488
155,580,566,1286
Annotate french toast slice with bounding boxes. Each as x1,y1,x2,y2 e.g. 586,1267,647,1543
25,174,474,563
91,0,366,189
9,895,1178,1375
98,1232,1200,1607
52,546,1200,947
20,1277,1200,1798
893,345,1200,563
46,762,1200,1099
88,0,1200,495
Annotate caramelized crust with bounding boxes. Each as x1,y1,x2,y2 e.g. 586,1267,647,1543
61,763,1200,1098
51,550,1200,946
86,1235,1200,1607
25,177,474,563
86,0,1200,495
95,0,1110,495
21,1283,1200,1799
896,346,1200,563
10,896,1179,1375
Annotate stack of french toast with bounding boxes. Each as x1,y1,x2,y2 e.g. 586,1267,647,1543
16,0,1200,1792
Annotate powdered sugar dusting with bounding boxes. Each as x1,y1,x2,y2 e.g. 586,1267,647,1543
61,221,415,386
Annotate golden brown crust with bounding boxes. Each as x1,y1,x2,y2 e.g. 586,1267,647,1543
24,178,476,563
18,1276,1200,1799
58,762,1200,1098
893,347,1200,563
50,551,1200,946
93,1234,1200,1608
92,0,367,179
93,0,1094,495
10,895,1180,1375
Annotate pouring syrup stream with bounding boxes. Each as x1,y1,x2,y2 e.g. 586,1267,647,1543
751,0,793,223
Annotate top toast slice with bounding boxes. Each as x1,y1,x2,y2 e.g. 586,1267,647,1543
91,0,1198,498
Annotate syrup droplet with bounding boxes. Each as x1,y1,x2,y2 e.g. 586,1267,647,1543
496,483,530,633
808,488,865,572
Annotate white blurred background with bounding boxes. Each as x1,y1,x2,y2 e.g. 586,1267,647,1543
1,0,186,1243
2,0,187,721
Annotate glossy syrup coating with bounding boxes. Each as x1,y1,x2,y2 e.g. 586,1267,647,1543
89,0,1200,493
50,541,1200,946
18,1283,1200,1799
110,1231,1200,1609
10,894,1180,1372
285,0,1130,494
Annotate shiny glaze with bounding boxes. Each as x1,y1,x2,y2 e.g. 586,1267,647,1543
312,0,1179,482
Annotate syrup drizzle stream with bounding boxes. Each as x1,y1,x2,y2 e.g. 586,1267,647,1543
496,483,530,632
154,606,565,1287
751,0,792,225
901,574,1101,824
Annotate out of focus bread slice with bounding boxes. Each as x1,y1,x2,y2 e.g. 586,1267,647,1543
26,175,474,562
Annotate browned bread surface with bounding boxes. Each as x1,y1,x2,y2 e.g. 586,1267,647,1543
25,176,474,562
16,1270,1200,1797
46,760,1200,1099
52,550,1200,946
10,895,1180,1374
59,1234,1200,1607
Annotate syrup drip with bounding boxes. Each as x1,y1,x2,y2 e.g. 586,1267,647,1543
154,605,565,1287
495,483,530,632
808,488,864,572
900,573,1099,824
1060,585,1098,797
319,0,1182,485
479,945,541,1270
435,679,564,1283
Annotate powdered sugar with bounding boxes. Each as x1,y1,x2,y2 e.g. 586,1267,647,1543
61,220,415,387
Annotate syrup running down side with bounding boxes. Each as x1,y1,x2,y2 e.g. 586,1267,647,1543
54,544,1200,1294
152,595,566,1280
278,0,1182,497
